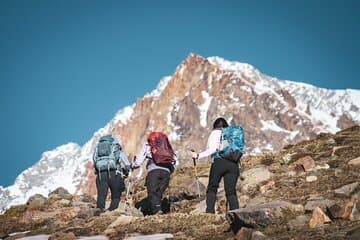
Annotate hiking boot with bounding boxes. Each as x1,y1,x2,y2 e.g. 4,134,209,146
94,208,106,216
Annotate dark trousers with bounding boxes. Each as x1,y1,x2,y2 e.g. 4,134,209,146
146,169,170,214
96,170,125,211
206,158,239,213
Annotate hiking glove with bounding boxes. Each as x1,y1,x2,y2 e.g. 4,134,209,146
122,165,131,177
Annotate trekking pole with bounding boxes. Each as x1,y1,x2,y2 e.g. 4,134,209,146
168,177,172,213
190,149,201,199
124,156,136,209
125,170,132,206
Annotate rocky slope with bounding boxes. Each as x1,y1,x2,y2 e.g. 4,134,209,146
0,126,359,239
1,53,359,213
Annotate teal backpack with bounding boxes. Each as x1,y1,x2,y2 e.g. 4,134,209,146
93,135,120,172
215,126,245,163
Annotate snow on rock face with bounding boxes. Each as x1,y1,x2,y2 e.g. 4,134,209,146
208,55,360,135
198,91,213,127
277,81,360,133
1,143,82,213
113,105,135,125
207,56,256,78
146,76,172,98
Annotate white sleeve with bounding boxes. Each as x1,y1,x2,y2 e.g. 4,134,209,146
133,142,150,167
198,130,221,159
119,151,130,166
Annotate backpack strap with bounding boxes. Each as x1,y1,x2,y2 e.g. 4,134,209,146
218,129,223,152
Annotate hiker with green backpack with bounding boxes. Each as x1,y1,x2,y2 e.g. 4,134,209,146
93,134,131,211
192,117,245,214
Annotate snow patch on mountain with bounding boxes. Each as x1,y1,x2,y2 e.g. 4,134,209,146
261,120,286,132
207,56,255,78
146,76,172,98
198,91,213,127
347,89,360,106
167,102,181,142
113,105,135,125
261,120,299,141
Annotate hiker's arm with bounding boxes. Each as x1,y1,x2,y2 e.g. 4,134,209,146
132,142,149,168
119,151,130,167
198,130,221,159
92,149,98,174
118,151,131,176
114,143,121,160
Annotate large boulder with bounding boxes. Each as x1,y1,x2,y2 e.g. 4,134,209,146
226,201,303,233
334,182,359,197
240,167,272,192
304,195,335,212
48,187,73,200
26,194,47,211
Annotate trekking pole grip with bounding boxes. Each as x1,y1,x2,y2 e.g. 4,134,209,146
190,149,197,166
193,157,197,166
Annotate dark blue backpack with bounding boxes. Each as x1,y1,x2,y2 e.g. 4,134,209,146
215,126,245,163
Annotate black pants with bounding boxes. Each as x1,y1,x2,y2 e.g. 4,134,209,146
146,169,170,214
206,158,239,213
96,170,125,211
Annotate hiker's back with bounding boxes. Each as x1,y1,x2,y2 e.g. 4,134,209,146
147,132,176,167
93,135,120,171
217,125,245,162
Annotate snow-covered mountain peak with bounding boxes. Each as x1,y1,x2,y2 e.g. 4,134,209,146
0,142,83,213
207,56,257,78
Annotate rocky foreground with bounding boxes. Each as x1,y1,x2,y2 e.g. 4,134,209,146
1,126,359,240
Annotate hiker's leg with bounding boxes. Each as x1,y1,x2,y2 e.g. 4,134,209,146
206,160,223,213
96,172,109,209
146,169,164,214
157,170,170,212
108,171,124,211
224,161,240,210
158,169,170,196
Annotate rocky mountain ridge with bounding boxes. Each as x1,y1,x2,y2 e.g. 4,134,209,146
1,53,359,213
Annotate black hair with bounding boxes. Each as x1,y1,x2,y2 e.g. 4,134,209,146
213,117,229,130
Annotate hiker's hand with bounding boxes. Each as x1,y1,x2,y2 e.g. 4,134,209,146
192,152,199,159
130,163,139,171
122,165,130,177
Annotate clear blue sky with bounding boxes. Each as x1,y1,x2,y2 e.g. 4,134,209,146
1,0,359,187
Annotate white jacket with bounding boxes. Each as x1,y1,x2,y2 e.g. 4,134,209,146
198,129,222,162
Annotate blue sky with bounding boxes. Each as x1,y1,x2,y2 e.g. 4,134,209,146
1,0,359,187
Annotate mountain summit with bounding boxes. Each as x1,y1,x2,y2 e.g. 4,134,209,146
1,53,359,212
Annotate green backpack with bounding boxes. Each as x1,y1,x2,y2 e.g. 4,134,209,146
93,135,120,172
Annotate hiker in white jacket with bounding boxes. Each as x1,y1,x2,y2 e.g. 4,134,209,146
192,118,240,213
